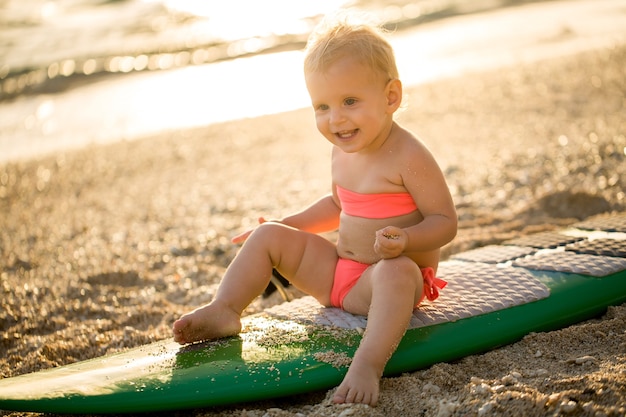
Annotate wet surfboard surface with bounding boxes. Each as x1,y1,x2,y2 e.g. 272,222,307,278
1,213,626,414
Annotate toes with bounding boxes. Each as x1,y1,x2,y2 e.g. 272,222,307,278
349,389,364,404
332,387,347,404
332,385,378,406
172,318,190,344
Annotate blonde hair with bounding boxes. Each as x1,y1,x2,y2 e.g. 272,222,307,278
304,12,399,81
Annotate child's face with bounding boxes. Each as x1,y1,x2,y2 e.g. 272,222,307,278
305,57,397,154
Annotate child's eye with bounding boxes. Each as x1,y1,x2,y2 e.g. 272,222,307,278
316,104,329,111
344,98,357,106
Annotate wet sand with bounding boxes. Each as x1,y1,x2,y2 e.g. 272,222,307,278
1,41,625,416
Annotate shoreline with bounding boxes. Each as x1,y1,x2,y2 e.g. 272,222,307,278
0,0,559,102
1,35,626,417
2,0,626,164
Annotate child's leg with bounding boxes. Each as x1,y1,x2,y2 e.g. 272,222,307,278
173,222,337,344
334,257,424,406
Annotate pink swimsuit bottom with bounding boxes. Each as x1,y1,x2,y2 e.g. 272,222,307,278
330,258,448,309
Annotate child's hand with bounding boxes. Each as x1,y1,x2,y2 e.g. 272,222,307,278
231,217,268,244
374,226,407,259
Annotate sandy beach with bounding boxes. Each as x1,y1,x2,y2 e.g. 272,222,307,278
2,22,626,417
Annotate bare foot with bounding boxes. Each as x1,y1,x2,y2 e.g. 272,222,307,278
172,300,242,344
332,359,381,406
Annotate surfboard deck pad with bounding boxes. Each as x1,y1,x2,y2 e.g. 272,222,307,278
266,261,550,330
1,213,626,414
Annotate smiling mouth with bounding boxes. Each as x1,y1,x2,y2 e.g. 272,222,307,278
335,129,358,139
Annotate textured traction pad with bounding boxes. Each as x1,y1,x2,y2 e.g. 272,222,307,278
451,245,537,263
573,212,626,233
266,214,626,330
512,251,626,277
566,238,626,258
266,262,550,330
503,232,584,248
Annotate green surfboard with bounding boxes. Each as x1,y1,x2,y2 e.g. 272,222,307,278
1,213,626,414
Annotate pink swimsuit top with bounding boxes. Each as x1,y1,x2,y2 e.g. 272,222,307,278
336,185,418,219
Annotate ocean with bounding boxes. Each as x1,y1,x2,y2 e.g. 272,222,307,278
3,0,493,102
2,0,619,162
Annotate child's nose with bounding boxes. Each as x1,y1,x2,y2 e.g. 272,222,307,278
329,108,345,125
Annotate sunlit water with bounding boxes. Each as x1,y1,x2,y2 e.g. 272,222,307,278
0,0,625,163
0,0,349,72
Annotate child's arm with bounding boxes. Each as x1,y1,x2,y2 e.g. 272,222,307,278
375,143,457,258
375,211,456,258
280,193,341,233
232,193,341,244
403,147,457,252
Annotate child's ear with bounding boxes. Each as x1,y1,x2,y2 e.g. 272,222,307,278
386,79,402,112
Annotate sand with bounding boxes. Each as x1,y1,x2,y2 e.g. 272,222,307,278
1,41,625,416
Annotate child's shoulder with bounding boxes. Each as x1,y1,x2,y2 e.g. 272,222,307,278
387,126,442,173
390,125,430,154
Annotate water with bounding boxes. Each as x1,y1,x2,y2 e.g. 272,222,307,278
0,0,459,162
1,0,625,163
0,0,449,99
1,0,345,74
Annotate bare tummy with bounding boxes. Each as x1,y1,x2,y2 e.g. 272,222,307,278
336,211,440,269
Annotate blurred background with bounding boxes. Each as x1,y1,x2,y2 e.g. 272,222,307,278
0,0,624,162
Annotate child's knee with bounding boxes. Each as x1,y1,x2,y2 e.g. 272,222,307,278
376,257,422,289
378,256,418,274
249,222,306,257
251,221,288,240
